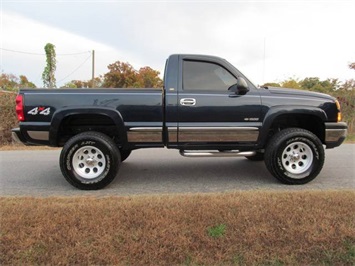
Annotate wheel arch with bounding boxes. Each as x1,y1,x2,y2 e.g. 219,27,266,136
49,107,127,147
258,106,327,148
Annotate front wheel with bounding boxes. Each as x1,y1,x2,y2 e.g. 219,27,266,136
265,128,325,184
60,131,121,190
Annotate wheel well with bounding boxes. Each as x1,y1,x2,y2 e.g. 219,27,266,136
268,114,325,143
56,114,120,146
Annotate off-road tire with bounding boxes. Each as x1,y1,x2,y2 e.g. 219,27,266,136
265,128,324,184
60,131,121,190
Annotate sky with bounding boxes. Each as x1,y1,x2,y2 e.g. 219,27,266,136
0,0,354,88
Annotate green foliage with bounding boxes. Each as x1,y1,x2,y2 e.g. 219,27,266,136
264,61,355,135
207,224,226,238
42,43,56,88
65,77,104,89
19,75,36,88
62,82,77,88
343,239,355,263
261,82,281,88
0,73,18,91
300,77,339,93
281,78,301,89
0,73,36,91
333,89,355,133
320,239,355,265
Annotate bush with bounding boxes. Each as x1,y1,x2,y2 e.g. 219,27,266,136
333,89,355,134
0,92,18,145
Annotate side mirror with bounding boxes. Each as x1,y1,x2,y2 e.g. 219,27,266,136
228,77,249,95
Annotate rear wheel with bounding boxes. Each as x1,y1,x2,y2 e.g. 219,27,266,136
60,131,121,190
265,128,324,184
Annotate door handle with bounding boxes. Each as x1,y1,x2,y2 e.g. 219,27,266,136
180,98,196,106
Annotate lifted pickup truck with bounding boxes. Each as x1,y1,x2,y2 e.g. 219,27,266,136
13,54,347,190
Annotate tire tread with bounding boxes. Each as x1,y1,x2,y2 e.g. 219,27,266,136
265,128,324,184
60,131,120,190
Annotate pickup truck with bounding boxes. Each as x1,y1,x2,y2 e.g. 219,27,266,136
13,54,348,190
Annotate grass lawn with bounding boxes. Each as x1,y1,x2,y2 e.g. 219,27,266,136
1,191,354,265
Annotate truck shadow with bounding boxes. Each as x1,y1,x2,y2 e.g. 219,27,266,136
111,155,277,193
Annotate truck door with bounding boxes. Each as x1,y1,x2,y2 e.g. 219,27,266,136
177,57,262,148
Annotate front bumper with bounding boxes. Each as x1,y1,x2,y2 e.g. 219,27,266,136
325,122,347,149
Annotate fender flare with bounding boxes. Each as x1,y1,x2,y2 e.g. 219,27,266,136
258,105,327,147
49,107,126,146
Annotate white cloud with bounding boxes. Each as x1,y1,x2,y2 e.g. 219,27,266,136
1,1,355,88
0,11,143,87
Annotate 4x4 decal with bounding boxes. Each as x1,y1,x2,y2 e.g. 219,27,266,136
27,107,51,116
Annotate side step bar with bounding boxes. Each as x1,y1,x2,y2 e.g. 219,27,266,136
180,150,256,158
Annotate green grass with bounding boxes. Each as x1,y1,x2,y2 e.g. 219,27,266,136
207,224,226,238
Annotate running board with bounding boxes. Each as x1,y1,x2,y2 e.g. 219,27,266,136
179,150,256,158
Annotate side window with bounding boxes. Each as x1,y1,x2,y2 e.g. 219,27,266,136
183,60,237,91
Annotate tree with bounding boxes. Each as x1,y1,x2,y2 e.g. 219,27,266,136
300,77,339,93
87,77,104,88
19,75,36,88
103,61,139,88
42,43,56,88
64,77,104,89
340,62,355,91
137,67,163,88
103,61,163,88
0,73,18,91
62,81,78,88
0,73,36,91
65,80,88,89
281,78,301,89
261,82,281,88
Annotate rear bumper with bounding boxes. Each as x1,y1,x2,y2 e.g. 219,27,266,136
12,128,28,145
12,127,50,146
325,122,347,149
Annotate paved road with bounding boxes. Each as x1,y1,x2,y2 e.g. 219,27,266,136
0,144,354,197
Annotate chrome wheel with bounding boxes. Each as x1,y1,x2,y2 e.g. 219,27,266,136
281,141,313,177
72,146,106,179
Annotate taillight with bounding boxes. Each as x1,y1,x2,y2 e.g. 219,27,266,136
16,94,25,122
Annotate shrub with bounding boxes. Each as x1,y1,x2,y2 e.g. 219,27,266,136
333,89,355,134
0,91,18,145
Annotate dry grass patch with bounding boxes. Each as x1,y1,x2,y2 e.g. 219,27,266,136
1,191,355,265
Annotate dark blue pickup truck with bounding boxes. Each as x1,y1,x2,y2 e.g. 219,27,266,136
13,54,347,189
